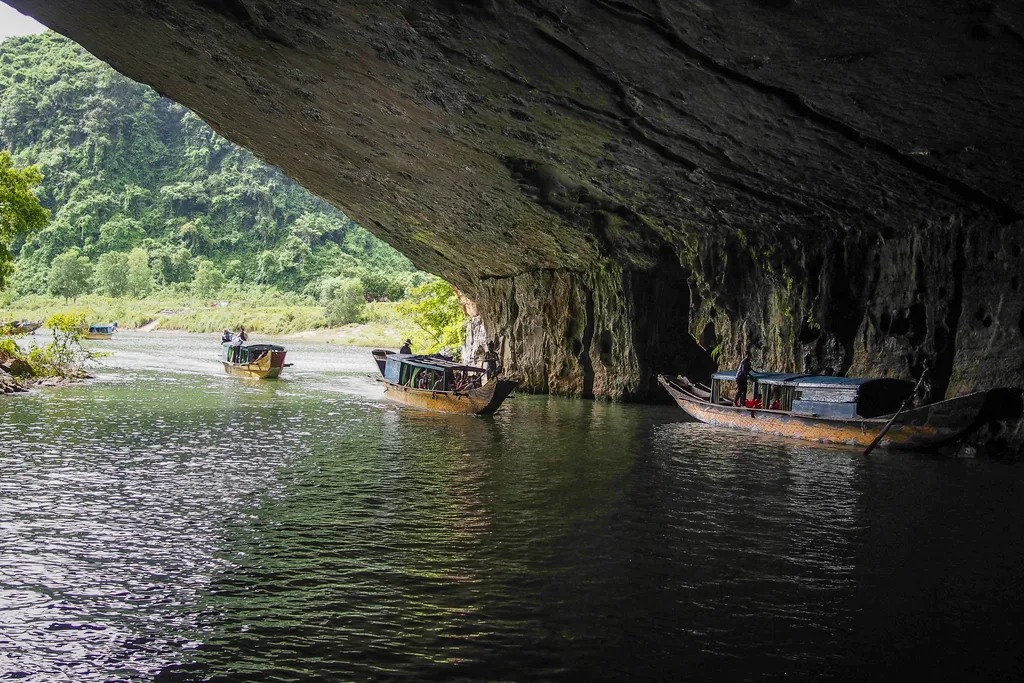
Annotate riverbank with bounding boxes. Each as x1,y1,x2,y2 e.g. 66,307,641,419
1,294,416,347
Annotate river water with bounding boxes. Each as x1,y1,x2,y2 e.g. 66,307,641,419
1,332,1022,681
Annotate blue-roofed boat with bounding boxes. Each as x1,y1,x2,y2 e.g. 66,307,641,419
658,370,991,450
371,349,518,415
83,323,117,340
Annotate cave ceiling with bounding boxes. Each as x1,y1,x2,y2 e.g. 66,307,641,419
10,0,1024,296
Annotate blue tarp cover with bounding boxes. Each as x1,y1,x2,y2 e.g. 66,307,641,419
711,371,804,383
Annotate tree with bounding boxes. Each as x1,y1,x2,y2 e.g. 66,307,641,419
0,150,49,289
94,251,129,296
397,280,469,354
48,250,93,303
191,258,225,298
127,247,152,298
323,277,365,326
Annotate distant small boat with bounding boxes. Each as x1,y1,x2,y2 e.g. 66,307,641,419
83,323,117,340
221,342,288,379
658,371,990,450
4,320,42,335
372,350,517,415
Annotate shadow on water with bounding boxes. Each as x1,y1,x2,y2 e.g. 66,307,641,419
1,333,1022,681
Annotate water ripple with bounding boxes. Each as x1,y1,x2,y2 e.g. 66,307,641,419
1,334,1023,680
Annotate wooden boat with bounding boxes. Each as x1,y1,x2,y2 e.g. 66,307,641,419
374,351,518,415
221,342,288,379
83,323,116,340
4,320,42,335
658,371,990,450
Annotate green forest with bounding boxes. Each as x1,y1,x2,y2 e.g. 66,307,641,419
0,32,431,314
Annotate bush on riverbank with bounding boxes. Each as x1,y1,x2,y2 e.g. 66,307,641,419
0,313,96,384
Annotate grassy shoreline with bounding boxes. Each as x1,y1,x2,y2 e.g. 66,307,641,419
1,295,416,348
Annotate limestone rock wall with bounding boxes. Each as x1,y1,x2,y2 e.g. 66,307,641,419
11,0,1024,446
467,215,1024,448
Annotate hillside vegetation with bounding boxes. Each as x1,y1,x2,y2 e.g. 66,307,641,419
0,32,426,307
0,32,469,348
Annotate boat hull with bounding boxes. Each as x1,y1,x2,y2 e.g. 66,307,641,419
658,375,987,450
222,350,286,379
83,332,113,340
381,378,518,414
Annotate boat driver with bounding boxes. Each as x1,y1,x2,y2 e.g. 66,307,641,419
734,352,752,407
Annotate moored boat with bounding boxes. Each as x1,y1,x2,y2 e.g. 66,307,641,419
83,323,117,340
4,320,42,335
658,371,990,450
374,352,517,415
221,342,288,379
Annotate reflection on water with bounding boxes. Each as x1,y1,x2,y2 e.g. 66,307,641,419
0,332,1022,680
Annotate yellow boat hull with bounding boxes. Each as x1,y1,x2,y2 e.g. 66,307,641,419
658,375,988,450
83,332,113,340
382,378,518,414
222,351,284,379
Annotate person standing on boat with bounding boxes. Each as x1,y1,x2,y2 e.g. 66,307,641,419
237,326,248,343
483,341,499,381
221,329,234,344
400,339,412,354
230,331,244,363
734,352,752,406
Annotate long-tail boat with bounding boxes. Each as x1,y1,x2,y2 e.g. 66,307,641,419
83,323,117,340
658,371,991,450
371,350,518,415
221,342,288,379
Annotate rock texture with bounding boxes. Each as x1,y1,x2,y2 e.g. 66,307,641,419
12,1,1024,443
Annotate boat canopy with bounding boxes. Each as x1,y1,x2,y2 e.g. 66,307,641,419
227,343,285,352
89,324,115,334
710,371,915,418
221,342,285,363
383,354,485,388
712,371,805,384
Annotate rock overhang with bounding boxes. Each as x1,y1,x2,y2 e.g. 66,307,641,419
9,1,1024,436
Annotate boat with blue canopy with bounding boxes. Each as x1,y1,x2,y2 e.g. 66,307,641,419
83,323,117,340
371,350,518,414
659,370,991,450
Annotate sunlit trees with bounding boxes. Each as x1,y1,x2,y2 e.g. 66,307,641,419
48,249,93,302
126,247,152,298
397,280,468,354
321,277,365,326
191,258,225,298
0,150,49,289
94,250,129,296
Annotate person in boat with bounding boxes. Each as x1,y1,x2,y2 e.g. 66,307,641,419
237,326,248,343
432,374,445,391
221,328,234,344
483,341,499,381
230,332,244,363
400,339,412,354
734,352,752,406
